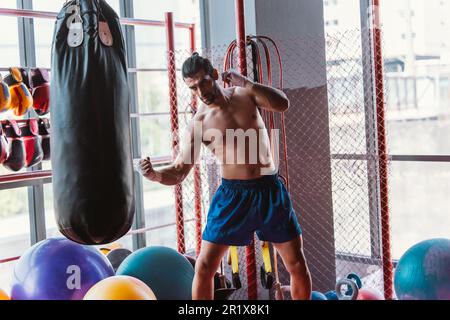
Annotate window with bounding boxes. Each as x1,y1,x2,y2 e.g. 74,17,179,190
0,3,27,279
43,183,61,239
389,162,450,260
139,117,173,157
324,0,450,268
0,1,20,67
0,260,16,293
143,178,176,247
323,0,360,32
0,188,30,260
133,0,198,23
381,0,450,260
34,18,55,68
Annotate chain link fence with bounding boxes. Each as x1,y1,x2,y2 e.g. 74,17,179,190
162,28,393,300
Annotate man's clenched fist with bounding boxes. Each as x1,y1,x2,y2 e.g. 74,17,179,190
222,69,253,88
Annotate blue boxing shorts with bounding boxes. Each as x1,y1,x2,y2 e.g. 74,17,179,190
202,174,302,246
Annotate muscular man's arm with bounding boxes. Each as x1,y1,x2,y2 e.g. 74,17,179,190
222,69,290,113
246,81,290,113
140,110,203,186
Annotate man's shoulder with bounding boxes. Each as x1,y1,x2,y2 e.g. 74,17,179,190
196,103,208,114
192,104,209,122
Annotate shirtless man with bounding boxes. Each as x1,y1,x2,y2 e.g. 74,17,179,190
139,53,312,300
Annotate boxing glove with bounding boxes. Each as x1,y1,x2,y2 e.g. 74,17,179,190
0,75,11,113
2,120,26,172
0,125,8,164
20,119,43,168
30,69,50,116
38,118,51,161
20,68,31,89
3,68,31,89
6,68,33,116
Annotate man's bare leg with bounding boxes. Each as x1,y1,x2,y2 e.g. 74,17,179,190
192,241,229,300
273,236,312,300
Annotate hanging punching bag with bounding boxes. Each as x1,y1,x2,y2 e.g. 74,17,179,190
51,0,135,245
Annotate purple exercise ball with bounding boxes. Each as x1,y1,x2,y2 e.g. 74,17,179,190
11,237,114,300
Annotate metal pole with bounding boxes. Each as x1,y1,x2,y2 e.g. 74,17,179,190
166,12,186,254
371,0,393,300
235,0,248,76
189,27,204,257
235,0,258,300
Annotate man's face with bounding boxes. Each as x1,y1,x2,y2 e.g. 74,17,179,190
184,69,218,105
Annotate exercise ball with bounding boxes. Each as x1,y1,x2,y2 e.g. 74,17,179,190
99,242,123,255
0,289,10,300
357,288,385,300
117,246,195,300
11,237,114,300
184,254,197,269
83,276,156,300
324,291,338,300
100,248,111,255
394,238,450,300
311,291,327,300
107,248,133,272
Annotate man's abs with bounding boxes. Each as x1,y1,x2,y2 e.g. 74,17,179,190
221,163,277,180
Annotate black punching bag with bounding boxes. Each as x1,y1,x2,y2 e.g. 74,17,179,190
51,0,135,244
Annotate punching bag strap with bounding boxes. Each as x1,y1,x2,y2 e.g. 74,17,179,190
66,0,83,48
97,0,113,47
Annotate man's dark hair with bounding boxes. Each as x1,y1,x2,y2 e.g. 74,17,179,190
182,53,214,79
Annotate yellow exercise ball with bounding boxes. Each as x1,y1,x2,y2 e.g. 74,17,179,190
99,242,123,255
83,276,157,300
99,248,111,255
0,289,10,300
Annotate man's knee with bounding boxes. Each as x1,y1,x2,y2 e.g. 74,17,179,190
285,258,309,277
195,257,218,279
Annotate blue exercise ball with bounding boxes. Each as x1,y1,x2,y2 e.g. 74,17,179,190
116,246,195,300
324,291,338,300
394,238,450,300
11,237,114,300
311,291,327,300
